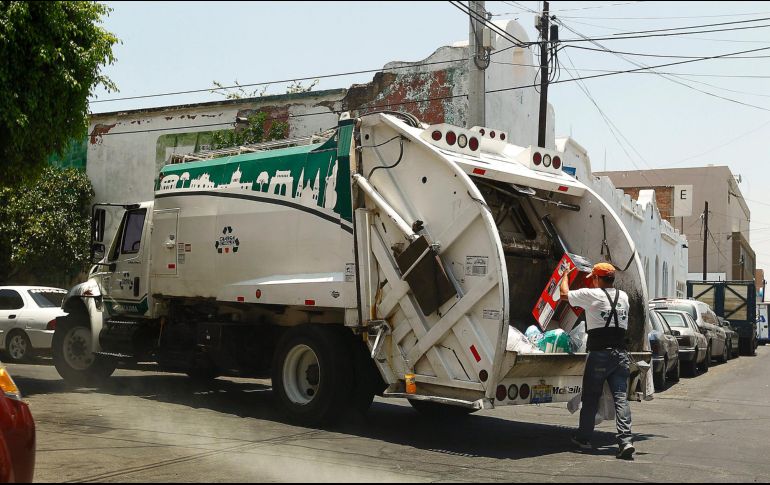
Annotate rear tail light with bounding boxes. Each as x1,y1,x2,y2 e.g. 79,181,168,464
533,152,542,166
46,319,56,331
543,154,552,167
0,367,21,401
490,131,496,139
457,134,468,148
507,384,519,400
520,383,531,400
431,130,442,141
469,137,479,151
500,133,506,141
553,156,561,169
496,385,507,401
445,131,457,146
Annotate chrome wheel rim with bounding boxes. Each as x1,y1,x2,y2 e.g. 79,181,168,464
282,344,320,405
63,327,94,371
8,334,27,360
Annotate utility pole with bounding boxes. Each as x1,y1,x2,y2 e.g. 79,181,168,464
537,1,550,148
703,201,709,281
468,1,487,128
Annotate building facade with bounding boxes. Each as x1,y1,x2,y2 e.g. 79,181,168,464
596,166,755,282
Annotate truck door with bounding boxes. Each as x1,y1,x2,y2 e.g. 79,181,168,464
151,208,180,277
103,208,150,316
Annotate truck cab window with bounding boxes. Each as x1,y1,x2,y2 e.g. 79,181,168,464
119,209,147,255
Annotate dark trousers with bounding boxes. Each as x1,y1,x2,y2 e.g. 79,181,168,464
577,349,633,446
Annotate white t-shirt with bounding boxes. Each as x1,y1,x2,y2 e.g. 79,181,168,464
568,288,630,332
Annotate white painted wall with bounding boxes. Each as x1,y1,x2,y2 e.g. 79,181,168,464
557,137,689,299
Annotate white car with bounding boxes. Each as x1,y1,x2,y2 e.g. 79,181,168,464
0,286,67,362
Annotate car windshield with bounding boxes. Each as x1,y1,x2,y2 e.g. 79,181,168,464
655,302,697,320
657,311,688,328
28,290,65,308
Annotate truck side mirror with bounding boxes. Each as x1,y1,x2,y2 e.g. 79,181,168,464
92,208,106,243
91,242,106,263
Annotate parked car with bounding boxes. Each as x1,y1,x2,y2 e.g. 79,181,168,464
650,298,729,364
717,316,740,359
648,310,680,390
654,309,709,377
0,287,67,362
0,363,35,482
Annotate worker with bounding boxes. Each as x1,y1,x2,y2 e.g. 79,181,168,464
559,262,635,460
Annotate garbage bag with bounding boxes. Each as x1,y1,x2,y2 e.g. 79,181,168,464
525,325,544,346
537,329,571,353
507,325,543,354
568,322,587,353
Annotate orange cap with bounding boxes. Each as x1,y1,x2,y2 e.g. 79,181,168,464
588,262,616,278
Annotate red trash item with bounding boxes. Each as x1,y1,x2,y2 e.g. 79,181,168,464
532,253,593,331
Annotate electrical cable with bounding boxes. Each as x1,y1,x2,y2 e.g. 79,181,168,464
448,1,533,48
90,57,470,104
606,15,770,36
366,136,406,180
557,22,770,43
554,20,770,113
566,44,770,60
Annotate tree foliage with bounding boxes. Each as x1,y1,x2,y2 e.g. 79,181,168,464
0,168,94,286
0,2,118,182
210,112,289,150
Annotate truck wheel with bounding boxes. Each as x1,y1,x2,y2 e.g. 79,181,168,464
347,331,386,416
408,399,476,419
653,358,667,391
271,325,353,426
52,309,116,386
5,331,33,363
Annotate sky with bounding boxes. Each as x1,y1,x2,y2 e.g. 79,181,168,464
87,1,770,280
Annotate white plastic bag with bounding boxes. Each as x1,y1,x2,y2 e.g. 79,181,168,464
506,326,544,354
567,383,615,425
568,322,587,353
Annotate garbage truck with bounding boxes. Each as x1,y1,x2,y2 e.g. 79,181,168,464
53,111,652,424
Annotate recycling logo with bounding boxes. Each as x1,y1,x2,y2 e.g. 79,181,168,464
215,226,240,254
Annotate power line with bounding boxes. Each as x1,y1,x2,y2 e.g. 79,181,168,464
607,15,770,36
552,11,770,20
558,50,659,189
554,21,770,113
546,1,646,13
448,1,533,47
93,42,770,136
557,22,770,43
566,44,770,60
89,58,471,104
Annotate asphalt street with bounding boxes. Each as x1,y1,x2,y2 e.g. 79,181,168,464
8,346,770,483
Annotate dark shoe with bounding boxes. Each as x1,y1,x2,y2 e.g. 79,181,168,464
617,443,635,459
571,435,592,450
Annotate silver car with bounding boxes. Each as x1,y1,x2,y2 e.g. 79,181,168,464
650,299,729,364
654,309,709,377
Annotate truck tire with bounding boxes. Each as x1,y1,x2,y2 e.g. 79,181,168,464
52,307,116,387
347,330,386,415
408,399,476,419
271,325,353,426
